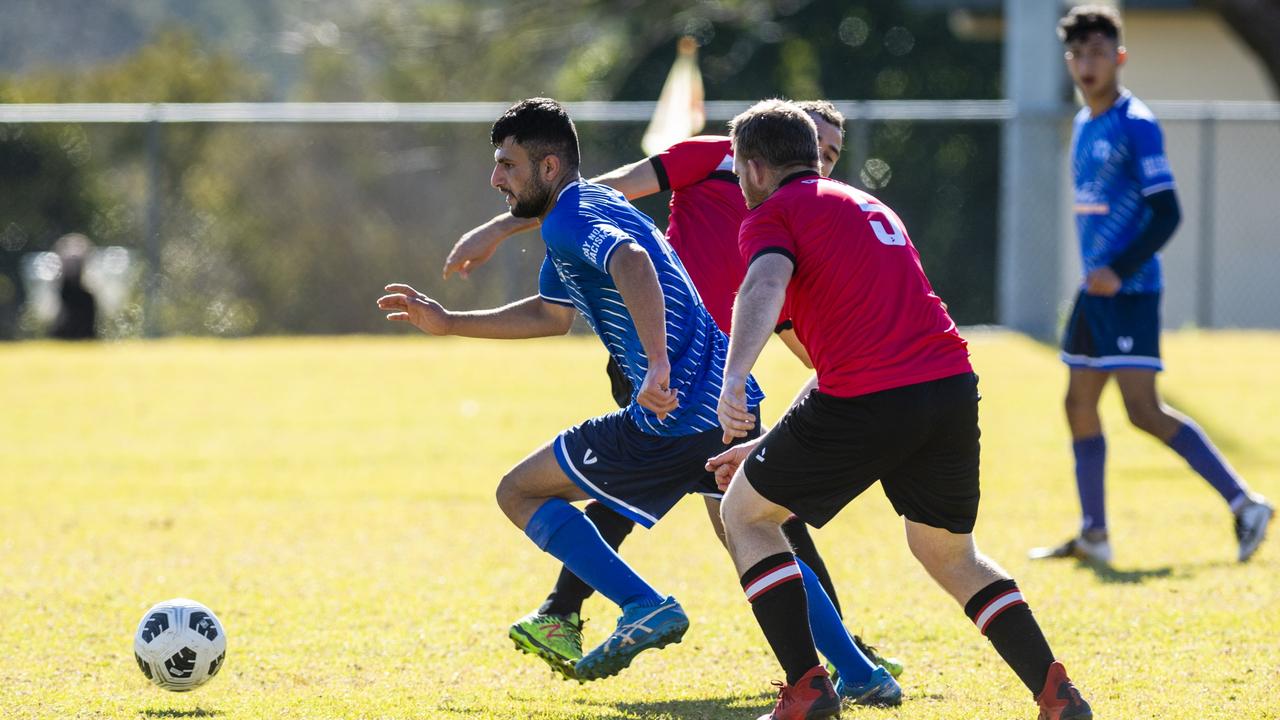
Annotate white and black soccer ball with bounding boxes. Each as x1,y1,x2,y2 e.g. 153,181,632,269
133,598,227,691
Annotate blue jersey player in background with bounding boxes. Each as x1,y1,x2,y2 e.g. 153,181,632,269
1031,5,1272,565
379,98,769,682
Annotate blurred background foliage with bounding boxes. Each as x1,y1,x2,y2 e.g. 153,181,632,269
0,0,1002,338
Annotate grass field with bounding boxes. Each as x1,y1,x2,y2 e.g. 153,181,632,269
1,330,1277,719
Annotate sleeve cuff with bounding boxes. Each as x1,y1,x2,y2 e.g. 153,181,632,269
649,156,671,192
749,247,797,266
599,238,632,274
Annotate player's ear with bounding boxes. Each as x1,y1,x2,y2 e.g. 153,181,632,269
541,154,561,183
1116,46,1127,66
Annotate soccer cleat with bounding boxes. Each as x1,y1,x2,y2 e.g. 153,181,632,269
508,611,584,682
835,665,902,707
853,635,904,679
758,665,841,720
1036,661,1092,720
1028,532,1112,564
1235,497,1274,562
574,596,688,681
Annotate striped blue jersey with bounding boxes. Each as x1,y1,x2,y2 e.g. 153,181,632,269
538,180,764,436
1070,90,1177,293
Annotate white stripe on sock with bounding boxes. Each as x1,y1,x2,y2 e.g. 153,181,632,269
744,562,801,601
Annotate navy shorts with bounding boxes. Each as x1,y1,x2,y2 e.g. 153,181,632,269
1061,290,1163,371
553,408,760,528
742,373,982,534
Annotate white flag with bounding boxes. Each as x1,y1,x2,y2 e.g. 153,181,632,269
641,36,706,156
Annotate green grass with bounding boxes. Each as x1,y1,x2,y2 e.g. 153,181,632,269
1,331,1277,719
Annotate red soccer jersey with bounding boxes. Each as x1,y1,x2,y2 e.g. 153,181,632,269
650,136,746,333
737,172,972,398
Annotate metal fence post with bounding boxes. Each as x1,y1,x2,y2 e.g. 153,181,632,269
144,114,162,338
1196,115,1217,328
999,0,1068,340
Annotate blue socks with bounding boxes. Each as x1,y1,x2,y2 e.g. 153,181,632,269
1076,421,1250,527
1073,435,1108,532
797,558,876,686
524,499,664,610
1167,421,1248,510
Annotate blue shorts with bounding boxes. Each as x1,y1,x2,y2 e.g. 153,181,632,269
553,408,760,528
1061,290,1162,371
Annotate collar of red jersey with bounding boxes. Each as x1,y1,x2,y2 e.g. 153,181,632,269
778,170,821,188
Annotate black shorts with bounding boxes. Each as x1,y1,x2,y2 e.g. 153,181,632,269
742,372,981,533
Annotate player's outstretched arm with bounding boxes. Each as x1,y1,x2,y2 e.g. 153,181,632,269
378,283,574,339
719,254,793,443
442,212,540,280
590,158,661,200
608,243,679,420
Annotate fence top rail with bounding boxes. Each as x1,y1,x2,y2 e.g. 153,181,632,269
0,99,1275,124
0,100,1014,123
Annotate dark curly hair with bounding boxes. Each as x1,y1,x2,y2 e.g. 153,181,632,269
490,97,580,173
1058,5,1122,45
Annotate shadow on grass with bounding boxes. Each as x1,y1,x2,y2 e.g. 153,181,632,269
139,709,222,718
1075,559,1175,584
599,691,786,720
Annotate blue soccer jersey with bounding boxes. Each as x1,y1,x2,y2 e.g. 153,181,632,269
538,180,763,436
1070,90,1177,294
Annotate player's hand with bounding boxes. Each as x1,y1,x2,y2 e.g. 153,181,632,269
636,359,679,422
1084,267,1122,296
442,225,504,280
706,436,763,491
717,375,757,444
378,283,454,335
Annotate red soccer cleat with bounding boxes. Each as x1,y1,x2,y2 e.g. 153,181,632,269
758,665,841,720
1036,661,1093,720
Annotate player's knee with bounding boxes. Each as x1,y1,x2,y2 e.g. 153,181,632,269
494,471,524,513
1123,400,1165,435
907,527,973,571
1064,390,1095,421
721,481,784,530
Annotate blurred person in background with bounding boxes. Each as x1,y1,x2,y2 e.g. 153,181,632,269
51,233,97,340
1030,5,1272,565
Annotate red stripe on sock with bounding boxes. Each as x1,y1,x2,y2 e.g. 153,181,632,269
746,572,803,603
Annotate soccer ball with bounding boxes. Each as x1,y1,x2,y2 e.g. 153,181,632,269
133,598,227,691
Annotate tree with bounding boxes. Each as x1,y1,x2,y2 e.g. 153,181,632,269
1203,0,1280,98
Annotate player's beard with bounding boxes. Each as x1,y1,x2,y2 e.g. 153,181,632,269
510,174,553,219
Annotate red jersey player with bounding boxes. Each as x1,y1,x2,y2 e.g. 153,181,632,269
442,103,903,688
708,99,1093,720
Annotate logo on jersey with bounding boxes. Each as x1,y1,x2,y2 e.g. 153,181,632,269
754,447,767,463
582,225,626,265
1091,139,1112,161
1117,336,1134,353
1140,155,1171,180
583,448,598,465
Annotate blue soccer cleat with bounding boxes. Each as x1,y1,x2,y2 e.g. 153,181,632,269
835,665,902,707
574,596,688,681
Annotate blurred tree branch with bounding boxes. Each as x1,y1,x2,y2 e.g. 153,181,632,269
1202,0,1280,97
